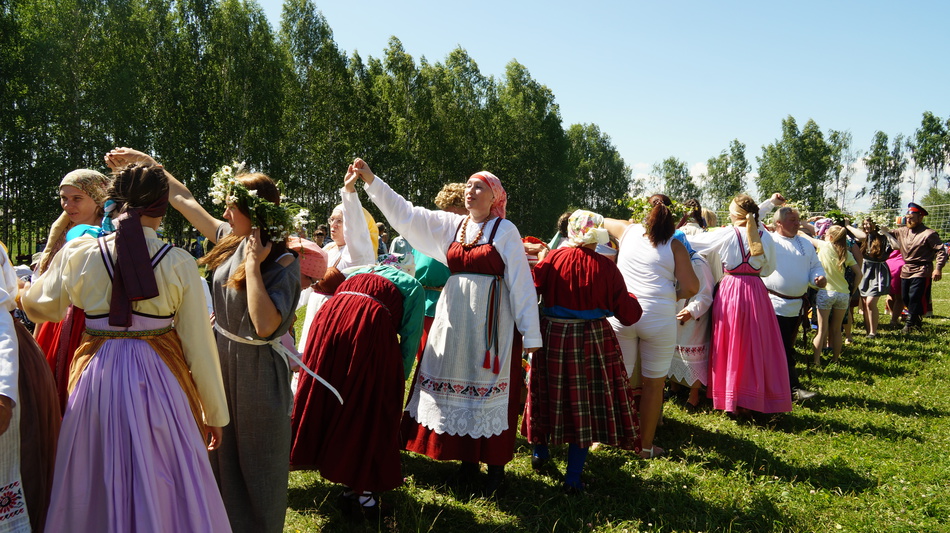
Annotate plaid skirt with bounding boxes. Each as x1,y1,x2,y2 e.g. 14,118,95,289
522,317,640,450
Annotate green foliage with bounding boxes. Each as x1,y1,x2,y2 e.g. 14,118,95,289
914,111,948,187
826,129,859,210
756,116,834,211
703,138,750,212
0,0,627,253
565,124,632,220
864,131,906,210
650,156,700,203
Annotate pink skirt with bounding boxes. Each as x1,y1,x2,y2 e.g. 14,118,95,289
709,274,792,413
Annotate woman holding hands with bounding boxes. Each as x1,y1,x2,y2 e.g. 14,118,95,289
353,158,541,495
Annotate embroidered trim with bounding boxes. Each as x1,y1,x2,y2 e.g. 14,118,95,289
417,373,509,399
0,481,27,522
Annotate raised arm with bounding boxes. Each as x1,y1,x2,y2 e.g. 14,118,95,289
603,218,632,242
105,148,224,242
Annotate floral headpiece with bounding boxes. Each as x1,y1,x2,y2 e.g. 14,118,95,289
623,196,687,224
210,162,309,242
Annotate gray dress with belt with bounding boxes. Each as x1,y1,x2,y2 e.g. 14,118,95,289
208,225,300,533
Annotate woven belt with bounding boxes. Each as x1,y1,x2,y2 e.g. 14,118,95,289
422,285,443,292
724,271,759,276
86,325,174,338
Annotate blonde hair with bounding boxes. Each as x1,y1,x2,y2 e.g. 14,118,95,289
826,225,849,272
434,183,466,211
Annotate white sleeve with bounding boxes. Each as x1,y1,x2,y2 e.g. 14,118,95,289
0,249,18,404
339,187,377,268
495,221,542,349
364,177,463,264
757,227,777,277
759,198,777,220
684,256,714,319
684,227,729,256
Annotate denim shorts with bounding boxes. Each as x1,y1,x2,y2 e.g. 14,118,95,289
816,289,849,310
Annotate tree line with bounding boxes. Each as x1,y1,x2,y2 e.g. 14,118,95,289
2,0,947,262
0,0,632,260
650,112,950,214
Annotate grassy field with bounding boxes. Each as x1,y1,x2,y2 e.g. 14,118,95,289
284,285,950,533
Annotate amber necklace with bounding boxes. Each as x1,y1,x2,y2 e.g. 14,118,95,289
459,215,488,248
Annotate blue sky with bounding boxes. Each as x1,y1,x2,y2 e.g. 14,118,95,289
257,0,949,210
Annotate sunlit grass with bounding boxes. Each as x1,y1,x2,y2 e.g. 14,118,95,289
285,286,950,532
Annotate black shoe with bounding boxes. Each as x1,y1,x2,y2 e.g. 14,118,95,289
531,455,549,471
792,388,817,402
483,466,505,496
445,461,480,488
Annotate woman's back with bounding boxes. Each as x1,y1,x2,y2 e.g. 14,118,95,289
616,224,675,302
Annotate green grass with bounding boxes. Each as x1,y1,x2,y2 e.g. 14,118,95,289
284,287,950,532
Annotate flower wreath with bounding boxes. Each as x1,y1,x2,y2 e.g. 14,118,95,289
209,162,309,242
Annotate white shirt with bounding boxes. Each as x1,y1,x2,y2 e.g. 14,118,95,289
764,233,826,316
0,247,19,405
688,223,777,277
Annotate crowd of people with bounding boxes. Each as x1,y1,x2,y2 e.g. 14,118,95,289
0,149,946,531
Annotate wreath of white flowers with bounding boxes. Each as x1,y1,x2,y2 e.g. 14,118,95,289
210,162,309,242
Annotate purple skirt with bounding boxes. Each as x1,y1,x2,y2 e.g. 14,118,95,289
45,317,230,532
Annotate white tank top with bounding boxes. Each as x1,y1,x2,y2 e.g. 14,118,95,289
616,224,676,303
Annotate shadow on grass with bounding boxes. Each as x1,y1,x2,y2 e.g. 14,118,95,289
799,392,948,420
660,416,876,495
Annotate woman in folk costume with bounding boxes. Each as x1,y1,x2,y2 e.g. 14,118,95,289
22,163,231,532
688,194,792,416
296,192,378,354
33,168,111,413
667,231,715,410
353,158,541,495
291,174,425,517
104,148,302,533
4,240,61,533
0,243,30,533
605,195,699,459
522,210,642,493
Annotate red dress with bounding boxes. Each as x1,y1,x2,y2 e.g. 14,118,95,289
290,273,408,493
401,225,522,466
35,305,86,414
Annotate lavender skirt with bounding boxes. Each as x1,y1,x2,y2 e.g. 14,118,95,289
44,317,230,532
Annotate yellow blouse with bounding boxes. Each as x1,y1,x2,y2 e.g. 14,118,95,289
22,228,229,426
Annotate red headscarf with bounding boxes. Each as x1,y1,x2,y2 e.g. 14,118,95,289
472,171,507,220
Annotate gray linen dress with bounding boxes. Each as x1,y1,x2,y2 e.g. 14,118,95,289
208,226,300,533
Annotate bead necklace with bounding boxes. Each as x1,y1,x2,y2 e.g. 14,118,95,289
459,215,487,248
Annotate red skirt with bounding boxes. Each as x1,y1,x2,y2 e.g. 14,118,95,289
400,330,522,466
290,274,406,493
35,306,86,414
522,317,639,450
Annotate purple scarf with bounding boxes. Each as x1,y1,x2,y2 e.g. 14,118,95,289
108,195,169,326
